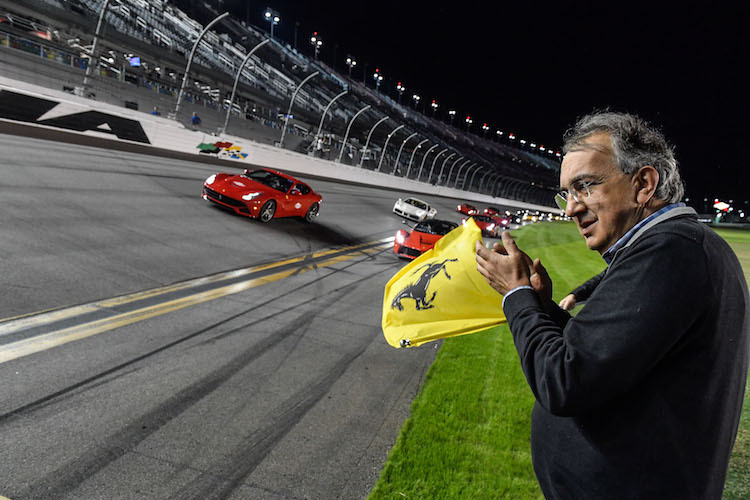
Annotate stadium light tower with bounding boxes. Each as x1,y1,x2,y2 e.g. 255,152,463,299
482,123,490,137
345,56,357,77
264,8,281,39
430,99,438,116
396,82,406,104
372,68,383,91
412,93,421,109
465,116,473,132
310,32,323,59
448,109,456,125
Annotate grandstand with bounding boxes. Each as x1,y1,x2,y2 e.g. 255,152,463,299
0,0,560,206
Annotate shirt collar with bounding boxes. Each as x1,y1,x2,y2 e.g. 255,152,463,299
601,202,686,265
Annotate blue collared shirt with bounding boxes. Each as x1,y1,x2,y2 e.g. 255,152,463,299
601,202,686,264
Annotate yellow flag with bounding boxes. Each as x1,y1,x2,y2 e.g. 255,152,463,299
382,218,507,348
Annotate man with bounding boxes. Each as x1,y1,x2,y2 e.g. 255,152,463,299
475,111,749,499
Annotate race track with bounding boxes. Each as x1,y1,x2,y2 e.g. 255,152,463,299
0,132,516,499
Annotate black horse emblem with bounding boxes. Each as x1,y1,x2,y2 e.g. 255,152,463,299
391,259,458,311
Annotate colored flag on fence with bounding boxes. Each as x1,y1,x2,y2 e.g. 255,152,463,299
382,218,507,348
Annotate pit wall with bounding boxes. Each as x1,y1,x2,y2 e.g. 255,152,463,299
0,75,555,212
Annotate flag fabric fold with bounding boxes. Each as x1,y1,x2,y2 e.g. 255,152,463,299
382,218,507,348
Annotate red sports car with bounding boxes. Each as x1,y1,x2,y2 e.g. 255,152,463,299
492,215,512,229
483,206,502,217
456,203,478,216
462,215,502,237
202,168,322,222
394,219,459,260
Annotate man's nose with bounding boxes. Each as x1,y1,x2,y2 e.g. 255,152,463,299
565,195,585,218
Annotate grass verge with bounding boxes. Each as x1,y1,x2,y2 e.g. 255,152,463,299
369,222,750,499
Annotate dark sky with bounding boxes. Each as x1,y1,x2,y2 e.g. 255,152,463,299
196,1,748,206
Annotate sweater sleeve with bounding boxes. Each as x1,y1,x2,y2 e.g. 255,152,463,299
502,232,708,416
570,269,606,302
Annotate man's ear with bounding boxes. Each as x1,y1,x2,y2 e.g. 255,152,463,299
635,166,660,205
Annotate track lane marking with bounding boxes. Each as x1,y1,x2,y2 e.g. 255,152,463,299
0,243,390,364
0,237,393,336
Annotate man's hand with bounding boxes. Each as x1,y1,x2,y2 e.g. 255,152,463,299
475,231,532,295
530,258,553,302
559,294,577,310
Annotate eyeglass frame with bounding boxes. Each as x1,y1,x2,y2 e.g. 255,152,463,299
554,171,631,211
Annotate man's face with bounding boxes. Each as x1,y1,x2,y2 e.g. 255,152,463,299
560,134,640,254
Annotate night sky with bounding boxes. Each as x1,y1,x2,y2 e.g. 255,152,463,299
184,1,749,208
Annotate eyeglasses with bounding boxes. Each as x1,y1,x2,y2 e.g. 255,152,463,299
555,172,629,211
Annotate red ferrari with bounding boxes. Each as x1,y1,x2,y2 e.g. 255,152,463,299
462,215,501,237
456,203,478,216
202,168,322,222
393,219,458,259
483,206,502,217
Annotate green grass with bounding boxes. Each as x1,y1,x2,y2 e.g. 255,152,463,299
370,222,750,499
714,227,750,499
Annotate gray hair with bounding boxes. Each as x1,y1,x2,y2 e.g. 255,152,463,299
562,111,684,203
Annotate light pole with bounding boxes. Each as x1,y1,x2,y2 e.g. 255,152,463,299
436,152,457,185
264,8,280,39
173,12,230,119
310,32,322,59
482,123,490,137
337,104,371,162
460,163,479,189
416,144,440,181
444,156,466,186
412,93,421,109
452,159,472,188
376,124,405,172
467,166,487,191
392,132,418,176
359,115,389,167
406,139,429,178
278,71,319,148
221,38,270,135
465,115,473,132
396,82,406,105
430,99,438,117
372,68,383,91
427,148,449,183
448,109,456,125
315,89,348,141
345,56,357,77
79,0,111,96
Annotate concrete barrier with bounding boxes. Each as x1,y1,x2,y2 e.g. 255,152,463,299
0,75,555,211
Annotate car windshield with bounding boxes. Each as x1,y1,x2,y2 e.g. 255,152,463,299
415,220,458,235
486,207,499,212
405,198,428,210
245,170,294,193
473,215,494,223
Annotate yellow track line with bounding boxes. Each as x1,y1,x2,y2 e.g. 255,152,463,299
0,245,388,364
0,237,394,336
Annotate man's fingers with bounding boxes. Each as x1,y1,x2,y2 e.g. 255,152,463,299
501,231,521,256
492,242,508,255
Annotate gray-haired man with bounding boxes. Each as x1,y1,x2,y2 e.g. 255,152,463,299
476,112,749,498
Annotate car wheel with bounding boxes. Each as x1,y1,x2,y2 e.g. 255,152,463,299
259,200,276,223
305,202,319,222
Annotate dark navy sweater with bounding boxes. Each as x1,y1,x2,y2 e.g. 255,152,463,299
503,214,750,499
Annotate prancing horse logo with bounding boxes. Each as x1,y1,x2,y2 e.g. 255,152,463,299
391,259,458,311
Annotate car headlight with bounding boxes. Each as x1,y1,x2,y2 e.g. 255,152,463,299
242,191,262,201
396,231,405,244
205,174,216,185
487,224,495,231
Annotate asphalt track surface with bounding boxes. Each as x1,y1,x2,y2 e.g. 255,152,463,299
0,131,518,499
